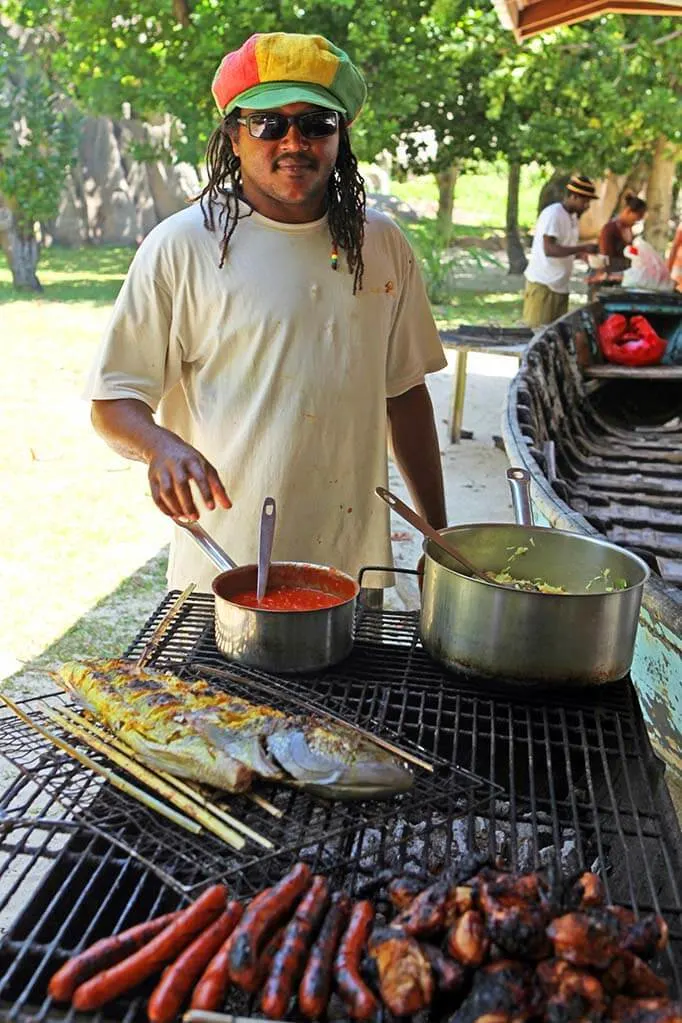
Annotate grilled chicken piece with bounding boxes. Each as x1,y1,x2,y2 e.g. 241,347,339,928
448,959,536,1023
368,929,433,1016
570,872,606,910
421,942,469,995
619,951,669,998
621,915,670,961
446,910,490,967
535,958,577,995
387,876,428,912
480,876,552,962
546,967,606,1023
547,912,621,969
392,878,453,936
611,997,682,1023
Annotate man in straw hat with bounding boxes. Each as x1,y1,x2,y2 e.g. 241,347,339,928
86,32,447,596
523,174,599,329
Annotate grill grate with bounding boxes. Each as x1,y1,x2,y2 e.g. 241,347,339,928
1,593,681,1022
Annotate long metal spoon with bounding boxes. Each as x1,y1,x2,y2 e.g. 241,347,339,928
375,486,493,584
257,496,276,603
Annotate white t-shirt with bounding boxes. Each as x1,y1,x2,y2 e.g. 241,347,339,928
86,201,446,591
524,202,579,293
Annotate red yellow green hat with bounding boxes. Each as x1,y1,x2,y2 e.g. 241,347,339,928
212,32,367,123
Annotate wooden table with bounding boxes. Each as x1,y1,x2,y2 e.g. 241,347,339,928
439,326,533,443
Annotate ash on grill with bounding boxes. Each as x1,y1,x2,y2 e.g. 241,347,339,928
304,803,587,880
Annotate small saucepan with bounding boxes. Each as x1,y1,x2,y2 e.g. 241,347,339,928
177,520,359,673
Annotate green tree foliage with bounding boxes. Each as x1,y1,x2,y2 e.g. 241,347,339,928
0,28,78,235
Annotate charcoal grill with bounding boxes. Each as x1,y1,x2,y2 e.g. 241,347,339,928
1,592,681,1023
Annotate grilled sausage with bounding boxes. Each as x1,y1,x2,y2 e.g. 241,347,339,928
251,926,286,991
334,900,378,1021
228,863,312,990
48,911,181,1002
148,909,238,1023
189,901,244,1012
298,892,351,1020
261,875,330,1019
72,884,227,1011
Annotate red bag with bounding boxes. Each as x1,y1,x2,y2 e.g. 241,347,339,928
597,314,666,367
597,314,627,346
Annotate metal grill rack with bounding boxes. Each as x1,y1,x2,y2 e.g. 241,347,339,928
1,592,681,1023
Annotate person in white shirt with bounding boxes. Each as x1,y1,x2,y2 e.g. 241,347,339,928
86,31,447,596
523,174,599,329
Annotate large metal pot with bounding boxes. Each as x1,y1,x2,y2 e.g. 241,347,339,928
420,471,650,685
179,522,358,673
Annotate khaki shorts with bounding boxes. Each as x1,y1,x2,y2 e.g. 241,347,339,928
522,281,569,328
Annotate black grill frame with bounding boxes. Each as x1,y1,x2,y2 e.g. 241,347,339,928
1,592,681,1022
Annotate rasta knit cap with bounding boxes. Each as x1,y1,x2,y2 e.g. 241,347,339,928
566,174,598,200
212,32,367,123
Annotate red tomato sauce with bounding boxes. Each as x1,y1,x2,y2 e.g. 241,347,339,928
229,586,345,611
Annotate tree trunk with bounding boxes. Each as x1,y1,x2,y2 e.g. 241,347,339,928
4,224,42,290
172,0,191,27
436,164,458,238
506,158,527,275
644,137,679,253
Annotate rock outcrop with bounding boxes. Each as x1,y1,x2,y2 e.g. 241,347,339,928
50,111,201,246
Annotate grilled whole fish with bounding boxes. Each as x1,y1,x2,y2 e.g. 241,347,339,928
56,660,414,800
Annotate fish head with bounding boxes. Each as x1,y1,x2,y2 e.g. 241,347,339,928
265,722,414,801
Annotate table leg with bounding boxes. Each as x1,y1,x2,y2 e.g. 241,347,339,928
450,350,468,444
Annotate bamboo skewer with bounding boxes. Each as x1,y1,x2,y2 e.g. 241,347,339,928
192,661,435,773
43,707,245,851
184,1013,289,1023
244,792,284,818
55,708,273,850
0,695,201,836
134,583,197,670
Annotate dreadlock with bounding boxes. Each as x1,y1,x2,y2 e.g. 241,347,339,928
196,114,367,293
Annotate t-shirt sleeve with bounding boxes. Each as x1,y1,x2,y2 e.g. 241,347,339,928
540,205,566,240
84,233,182,411
385,230,447,398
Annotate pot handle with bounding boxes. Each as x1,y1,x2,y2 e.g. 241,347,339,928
175,519,238,573
506,467,535,527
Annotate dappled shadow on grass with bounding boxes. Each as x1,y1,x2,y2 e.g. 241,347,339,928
0,244,134,305
4,548,169,696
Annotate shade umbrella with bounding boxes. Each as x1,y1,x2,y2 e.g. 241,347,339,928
493,0,682,40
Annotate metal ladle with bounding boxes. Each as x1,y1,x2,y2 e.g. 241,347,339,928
257,496,276,603
375,486,493,584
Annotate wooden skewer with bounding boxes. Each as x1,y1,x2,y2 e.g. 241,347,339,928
134,583,196,670
244,791,284,818
0,694,201,836
44,707,245,851
184,1013,289,1023
192,661,435,773
56,708,273,850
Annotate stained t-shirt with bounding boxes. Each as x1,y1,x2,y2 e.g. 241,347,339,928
86,201,446,591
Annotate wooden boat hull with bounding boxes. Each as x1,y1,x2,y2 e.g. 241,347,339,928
502,295,682,783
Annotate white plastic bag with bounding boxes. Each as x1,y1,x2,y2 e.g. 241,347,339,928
621,240,675,291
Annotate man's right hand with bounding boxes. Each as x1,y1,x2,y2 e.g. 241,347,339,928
90,398,231,521
581,243,599,255
147,434,231,521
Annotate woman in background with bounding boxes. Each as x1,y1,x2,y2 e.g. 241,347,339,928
667,222,682,292
599,193,648,271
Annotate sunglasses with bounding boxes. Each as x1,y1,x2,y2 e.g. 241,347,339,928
236,109,340,141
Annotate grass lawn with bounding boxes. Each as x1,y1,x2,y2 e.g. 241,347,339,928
0,244,168,691
0,174,531,692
